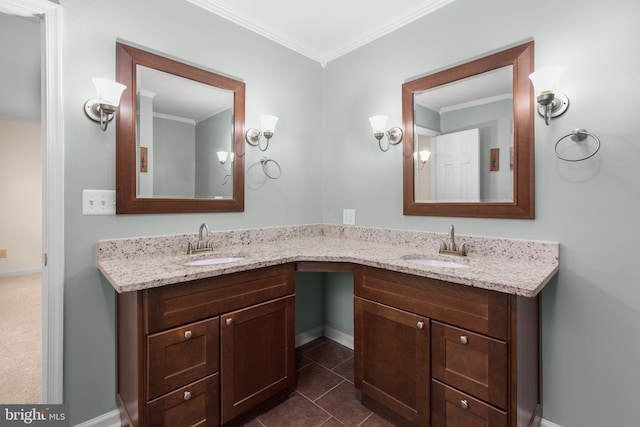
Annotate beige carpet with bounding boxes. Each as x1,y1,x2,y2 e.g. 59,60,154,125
0,272,42,404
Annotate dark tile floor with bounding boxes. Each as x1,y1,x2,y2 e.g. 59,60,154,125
242,337,395,427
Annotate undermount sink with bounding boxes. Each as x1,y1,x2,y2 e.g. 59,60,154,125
402,256,468,269
184,256,244,266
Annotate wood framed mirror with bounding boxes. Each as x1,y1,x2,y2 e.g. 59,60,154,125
116,42,245,214
402,41,534,219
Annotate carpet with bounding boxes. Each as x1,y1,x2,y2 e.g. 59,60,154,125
0,272,42,404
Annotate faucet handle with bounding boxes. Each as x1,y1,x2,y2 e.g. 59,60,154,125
438,238,447,251
458,242,467,256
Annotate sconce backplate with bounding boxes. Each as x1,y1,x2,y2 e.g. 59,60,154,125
388,127,403,145
536,92,569,119
84,99,115,123
245,128,261,146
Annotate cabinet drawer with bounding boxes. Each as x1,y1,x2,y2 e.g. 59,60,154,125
432,321,507,409
147,317,219,399
355,266,508,339
147,373,219,427
145,264,295,332
431,380,507,427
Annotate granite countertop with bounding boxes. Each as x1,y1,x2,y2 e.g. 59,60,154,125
97,224,559,297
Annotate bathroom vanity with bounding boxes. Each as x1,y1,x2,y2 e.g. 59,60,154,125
99,224,558,427
354,265,538,427
116,264,295,426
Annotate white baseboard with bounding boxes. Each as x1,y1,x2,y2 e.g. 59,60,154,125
541,419,562,427
295,325,324,347
296,325,354,350
74,409,120,427
322,326,354,350
0,268,42,277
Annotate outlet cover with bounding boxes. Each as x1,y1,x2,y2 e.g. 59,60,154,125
343,209,356,225
83,189,116,215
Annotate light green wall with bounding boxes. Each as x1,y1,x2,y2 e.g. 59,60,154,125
153,117,195,197
195,109,233,198
60,0,640,426
323,0,640,426
294,273,325,335
323,273,354,336
61,0,322,423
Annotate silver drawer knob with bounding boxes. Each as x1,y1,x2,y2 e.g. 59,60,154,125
183,391,191,401
226,318,233,326
184,330,192,340
459,335,468,345
416,321,425,330
460,399,469,410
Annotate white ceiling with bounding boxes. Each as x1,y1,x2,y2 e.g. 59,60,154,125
188,0,456,66
1,0,458,121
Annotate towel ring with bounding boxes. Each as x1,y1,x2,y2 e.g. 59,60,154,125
260,157,282,179
554,128,600,162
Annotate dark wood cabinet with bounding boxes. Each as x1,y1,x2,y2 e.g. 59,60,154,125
220,295,295,424
116,264,295,427
354,266,540,427
355,297,430,426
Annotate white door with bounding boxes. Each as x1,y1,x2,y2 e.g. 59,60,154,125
431,128,480,202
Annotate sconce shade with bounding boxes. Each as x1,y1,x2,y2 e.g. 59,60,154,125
259,115,279,133
528,67,564,95
369,115,388,134
217,151,228,163
419,150,431,162
529,66,569,125
92,78,126,107
84,78,127,131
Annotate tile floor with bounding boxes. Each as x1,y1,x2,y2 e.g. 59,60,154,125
241,337,395,427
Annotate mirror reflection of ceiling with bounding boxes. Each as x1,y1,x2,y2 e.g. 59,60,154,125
137,65,233,124
415,66,513,113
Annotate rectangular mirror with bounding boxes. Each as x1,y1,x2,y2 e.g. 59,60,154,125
402,41,534,218
116,42,245,214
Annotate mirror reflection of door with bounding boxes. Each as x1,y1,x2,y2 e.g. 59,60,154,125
431,128,480,202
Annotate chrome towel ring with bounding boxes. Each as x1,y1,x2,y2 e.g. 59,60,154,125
260,157,282,179
555,128,600,162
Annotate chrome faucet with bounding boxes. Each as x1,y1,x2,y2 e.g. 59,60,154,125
187,223,213,254
439,224,467,256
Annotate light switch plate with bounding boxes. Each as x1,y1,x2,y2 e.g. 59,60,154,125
82,189,116,215
343,209,356,225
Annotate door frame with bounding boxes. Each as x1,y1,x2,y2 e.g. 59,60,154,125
0,0,64,404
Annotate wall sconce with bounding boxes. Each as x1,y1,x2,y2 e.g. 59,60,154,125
84,78,126,131
369,115,403,152
528,67,569,126
217,151,234,170
245,114,278,151
414,150,431,169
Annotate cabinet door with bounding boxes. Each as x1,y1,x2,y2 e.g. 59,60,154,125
220,295,295,424
354,297,430,426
